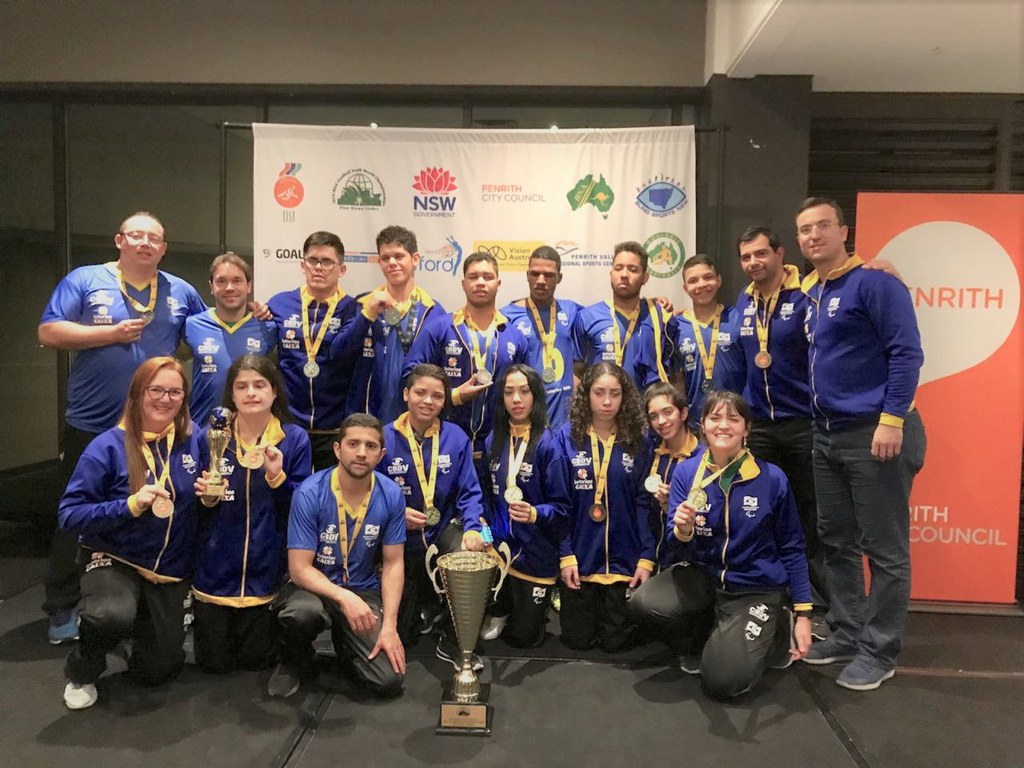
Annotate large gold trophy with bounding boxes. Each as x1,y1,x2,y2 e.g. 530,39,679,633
204,407,232,498
426,541,511,736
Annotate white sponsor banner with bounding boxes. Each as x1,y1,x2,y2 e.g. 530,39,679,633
252,124,696,310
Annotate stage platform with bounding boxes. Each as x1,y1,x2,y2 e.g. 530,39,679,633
2,542,1023,768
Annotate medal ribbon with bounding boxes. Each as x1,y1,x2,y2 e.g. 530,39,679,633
331,469,375,584
300,286,342,367
526,299,558,371
464,315,497,378
506,427,530,490
647,299,669,382
753,289,782,359
688,449,749,500
588,428,616,508
118,270,158,316
689,305,723,385
141,426,176,499
395,413,439,512
605,301,640,366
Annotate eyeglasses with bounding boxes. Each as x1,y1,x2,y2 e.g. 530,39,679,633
122,231,166,246
797,220,840,237
303,256,339,270
146,386,185,401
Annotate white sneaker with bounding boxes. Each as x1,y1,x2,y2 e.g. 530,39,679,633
63,682,98,710
478,614,508,642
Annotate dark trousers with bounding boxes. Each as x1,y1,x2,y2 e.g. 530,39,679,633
748,417,829,606
43,424,99,617
627,562,715,654
813,411,926,666
274,582,404,698
398,521,463,646
65,554,190,686
559,581,635,653
192,600,278,673
701,590,789,700
307,430,337,472
491,575,554,648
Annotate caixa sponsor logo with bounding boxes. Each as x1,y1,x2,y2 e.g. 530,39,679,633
419,236,463,275
262,247,303,260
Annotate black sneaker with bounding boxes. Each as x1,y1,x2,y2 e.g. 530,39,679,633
267,662,301,698
435,634,484,672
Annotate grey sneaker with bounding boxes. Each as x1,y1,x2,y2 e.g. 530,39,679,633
63,682,98,710
678,654,702,675
836,657,895,691
802,636,856,666
267,663,301,698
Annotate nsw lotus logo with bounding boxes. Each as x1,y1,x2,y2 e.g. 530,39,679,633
413,167,458,217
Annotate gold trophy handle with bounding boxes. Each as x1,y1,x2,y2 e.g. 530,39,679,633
491,541,512,601
424,543,443,595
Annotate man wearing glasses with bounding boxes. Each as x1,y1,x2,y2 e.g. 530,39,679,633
266,231,360,470
38,211,207,645
795,197,926,692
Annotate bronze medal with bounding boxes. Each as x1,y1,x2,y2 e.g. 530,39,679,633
243,447,264,469
754,350,773,369
589,503,607,523
151,496,174,519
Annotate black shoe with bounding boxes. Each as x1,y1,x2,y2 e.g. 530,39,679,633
267,662,301,698
435,634,484,672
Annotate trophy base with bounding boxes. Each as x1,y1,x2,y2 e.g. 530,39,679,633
436,682,493,736
205,483,225,499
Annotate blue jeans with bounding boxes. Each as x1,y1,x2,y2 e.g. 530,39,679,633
812,411,926,666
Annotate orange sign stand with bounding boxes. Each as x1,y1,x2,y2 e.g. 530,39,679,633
856,193,1023,603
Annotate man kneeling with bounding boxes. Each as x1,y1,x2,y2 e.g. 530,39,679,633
270,414,406,698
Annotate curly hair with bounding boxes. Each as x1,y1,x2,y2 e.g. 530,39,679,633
569,362,646,455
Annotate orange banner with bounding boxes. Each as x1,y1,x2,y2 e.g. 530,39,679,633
856,193,1023,603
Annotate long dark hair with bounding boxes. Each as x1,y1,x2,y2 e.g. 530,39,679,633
489,364,547,465
221,353,291,423
123,357,191,493
569,362,645,455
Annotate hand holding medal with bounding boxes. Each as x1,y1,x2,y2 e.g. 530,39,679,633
405,506,429,530
262,444,284,480
138,483,174,518
673,499,697,536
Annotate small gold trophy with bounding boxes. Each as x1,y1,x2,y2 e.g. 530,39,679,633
204,407,232,498
426,541,511,736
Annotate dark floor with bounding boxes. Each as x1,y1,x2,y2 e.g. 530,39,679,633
2,536,1023,768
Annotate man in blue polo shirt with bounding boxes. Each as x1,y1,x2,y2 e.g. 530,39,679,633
795,197,926,692
271,413,407,698
38,211,207,644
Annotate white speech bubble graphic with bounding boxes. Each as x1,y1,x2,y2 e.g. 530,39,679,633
875,221,1021,386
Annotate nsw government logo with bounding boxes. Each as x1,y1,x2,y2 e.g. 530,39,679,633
274,163,304,223
412,167,457,217
566,173,614,219
333,169,385,210
635,175,687,217
644,232,687,279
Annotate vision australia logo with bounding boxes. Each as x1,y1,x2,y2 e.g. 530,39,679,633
566,173,614,219
333,169,386,209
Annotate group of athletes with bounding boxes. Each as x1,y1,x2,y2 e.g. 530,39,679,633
40,197,926,711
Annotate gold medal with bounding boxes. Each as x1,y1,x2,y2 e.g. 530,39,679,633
151,496,174,518
425,505,441,527
687,488,708,509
